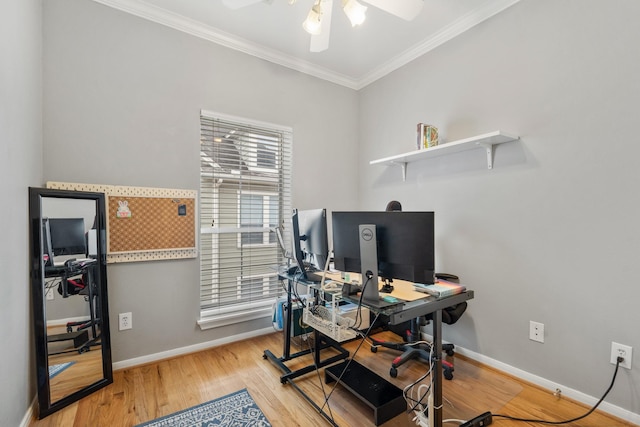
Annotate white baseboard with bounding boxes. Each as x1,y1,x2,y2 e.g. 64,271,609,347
418,329,639,425
21,397,36,427
112,326,274,370
437,339,640,425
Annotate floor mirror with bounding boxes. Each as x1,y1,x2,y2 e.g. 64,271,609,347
29,187,112,418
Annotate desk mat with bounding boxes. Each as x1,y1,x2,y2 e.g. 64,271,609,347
323,271,430,302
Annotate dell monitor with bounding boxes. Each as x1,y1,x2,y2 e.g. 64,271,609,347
332,211,435,303
291,208,329,277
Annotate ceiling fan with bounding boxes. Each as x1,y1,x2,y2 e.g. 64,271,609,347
222,0,424,52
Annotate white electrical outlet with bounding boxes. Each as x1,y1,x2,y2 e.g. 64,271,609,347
119,312,132,331
611,342,632,369
46,288,55,300
529,321,544,343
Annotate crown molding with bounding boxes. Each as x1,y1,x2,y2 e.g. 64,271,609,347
90,0,520,91
90,0,361,88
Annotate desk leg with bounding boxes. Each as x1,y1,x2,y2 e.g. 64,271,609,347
264,278,315,381
87,266,98,339
282,279,294,359
287,377,339,427
432,309,443,427
263,278,349,383
278,331,349,383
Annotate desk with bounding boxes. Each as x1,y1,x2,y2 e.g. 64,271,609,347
264,268,474,427
45,260,100,354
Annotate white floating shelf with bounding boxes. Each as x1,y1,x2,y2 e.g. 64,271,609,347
370,130,519,181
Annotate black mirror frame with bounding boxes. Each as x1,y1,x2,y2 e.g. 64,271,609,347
29,187,113,418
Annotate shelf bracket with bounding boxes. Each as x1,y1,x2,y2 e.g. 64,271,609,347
390,161,408,181
480,143,495,169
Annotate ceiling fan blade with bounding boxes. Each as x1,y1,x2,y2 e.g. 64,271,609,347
310,0,333,53
222,0,267,10
363,0,423,21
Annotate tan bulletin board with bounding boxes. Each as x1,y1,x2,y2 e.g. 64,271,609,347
46,182,197,263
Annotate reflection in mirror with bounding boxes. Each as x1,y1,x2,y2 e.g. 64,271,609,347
43,197,103,402
29,187,112,419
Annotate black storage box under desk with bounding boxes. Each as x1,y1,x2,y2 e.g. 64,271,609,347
325,360,405,426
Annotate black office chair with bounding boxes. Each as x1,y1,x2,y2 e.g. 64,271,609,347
370,273,467,379
374,201,467,378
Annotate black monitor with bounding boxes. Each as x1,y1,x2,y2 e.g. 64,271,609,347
332,211,435,285
47,218,87,256
292,208,329,276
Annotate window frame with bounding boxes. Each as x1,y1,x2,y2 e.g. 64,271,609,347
198,111,292,330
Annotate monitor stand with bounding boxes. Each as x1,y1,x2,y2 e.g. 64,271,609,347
358,224,401,309
359,224,379,303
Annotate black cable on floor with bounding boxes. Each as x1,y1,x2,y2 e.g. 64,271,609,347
491,357,623,425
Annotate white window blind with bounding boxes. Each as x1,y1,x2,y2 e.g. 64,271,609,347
199,111,292,328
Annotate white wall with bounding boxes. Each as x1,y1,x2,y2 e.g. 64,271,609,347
43,0,359,363
359,0,640,417
0,0,43,425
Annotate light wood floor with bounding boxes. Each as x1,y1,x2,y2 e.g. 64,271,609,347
48,347,104,402
30,331,636,427
46,325,104,402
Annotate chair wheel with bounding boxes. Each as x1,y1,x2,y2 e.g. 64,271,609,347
446,349,455,357
371,346,378,353
444,370,453,380
390,367,397,378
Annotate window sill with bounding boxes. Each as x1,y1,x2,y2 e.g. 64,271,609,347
197,302,274,330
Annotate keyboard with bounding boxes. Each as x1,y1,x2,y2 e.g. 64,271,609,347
305,270,325,282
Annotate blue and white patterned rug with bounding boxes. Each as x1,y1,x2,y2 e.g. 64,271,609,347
49,362,75,378
136,389,271,427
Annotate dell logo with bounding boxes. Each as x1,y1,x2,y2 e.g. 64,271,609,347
361,227,374,241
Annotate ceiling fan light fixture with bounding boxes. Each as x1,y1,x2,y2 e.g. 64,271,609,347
342,0,367,27
303,1,323,35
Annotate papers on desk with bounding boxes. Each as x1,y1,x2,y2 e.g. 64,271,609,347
413,280,466,298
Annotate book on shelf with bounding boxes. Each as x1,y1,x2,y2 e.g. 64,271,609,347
413,279,466,298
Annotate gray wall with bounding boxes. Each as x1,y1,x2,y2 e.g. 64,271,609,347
43,0,359,363
359,0,639,416
0,0,43,425
5,0,632,423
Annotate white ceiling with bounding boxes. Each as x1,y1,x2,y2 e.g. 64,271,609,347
92,0,520,89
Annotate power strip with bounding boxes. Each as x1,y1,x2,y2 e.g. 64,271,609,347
413,411,429,427
460,412,492,427
412,392,435,427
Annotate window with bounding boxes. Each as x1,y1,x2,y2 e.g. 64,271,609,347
238,192,278,246
199,111,292,329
